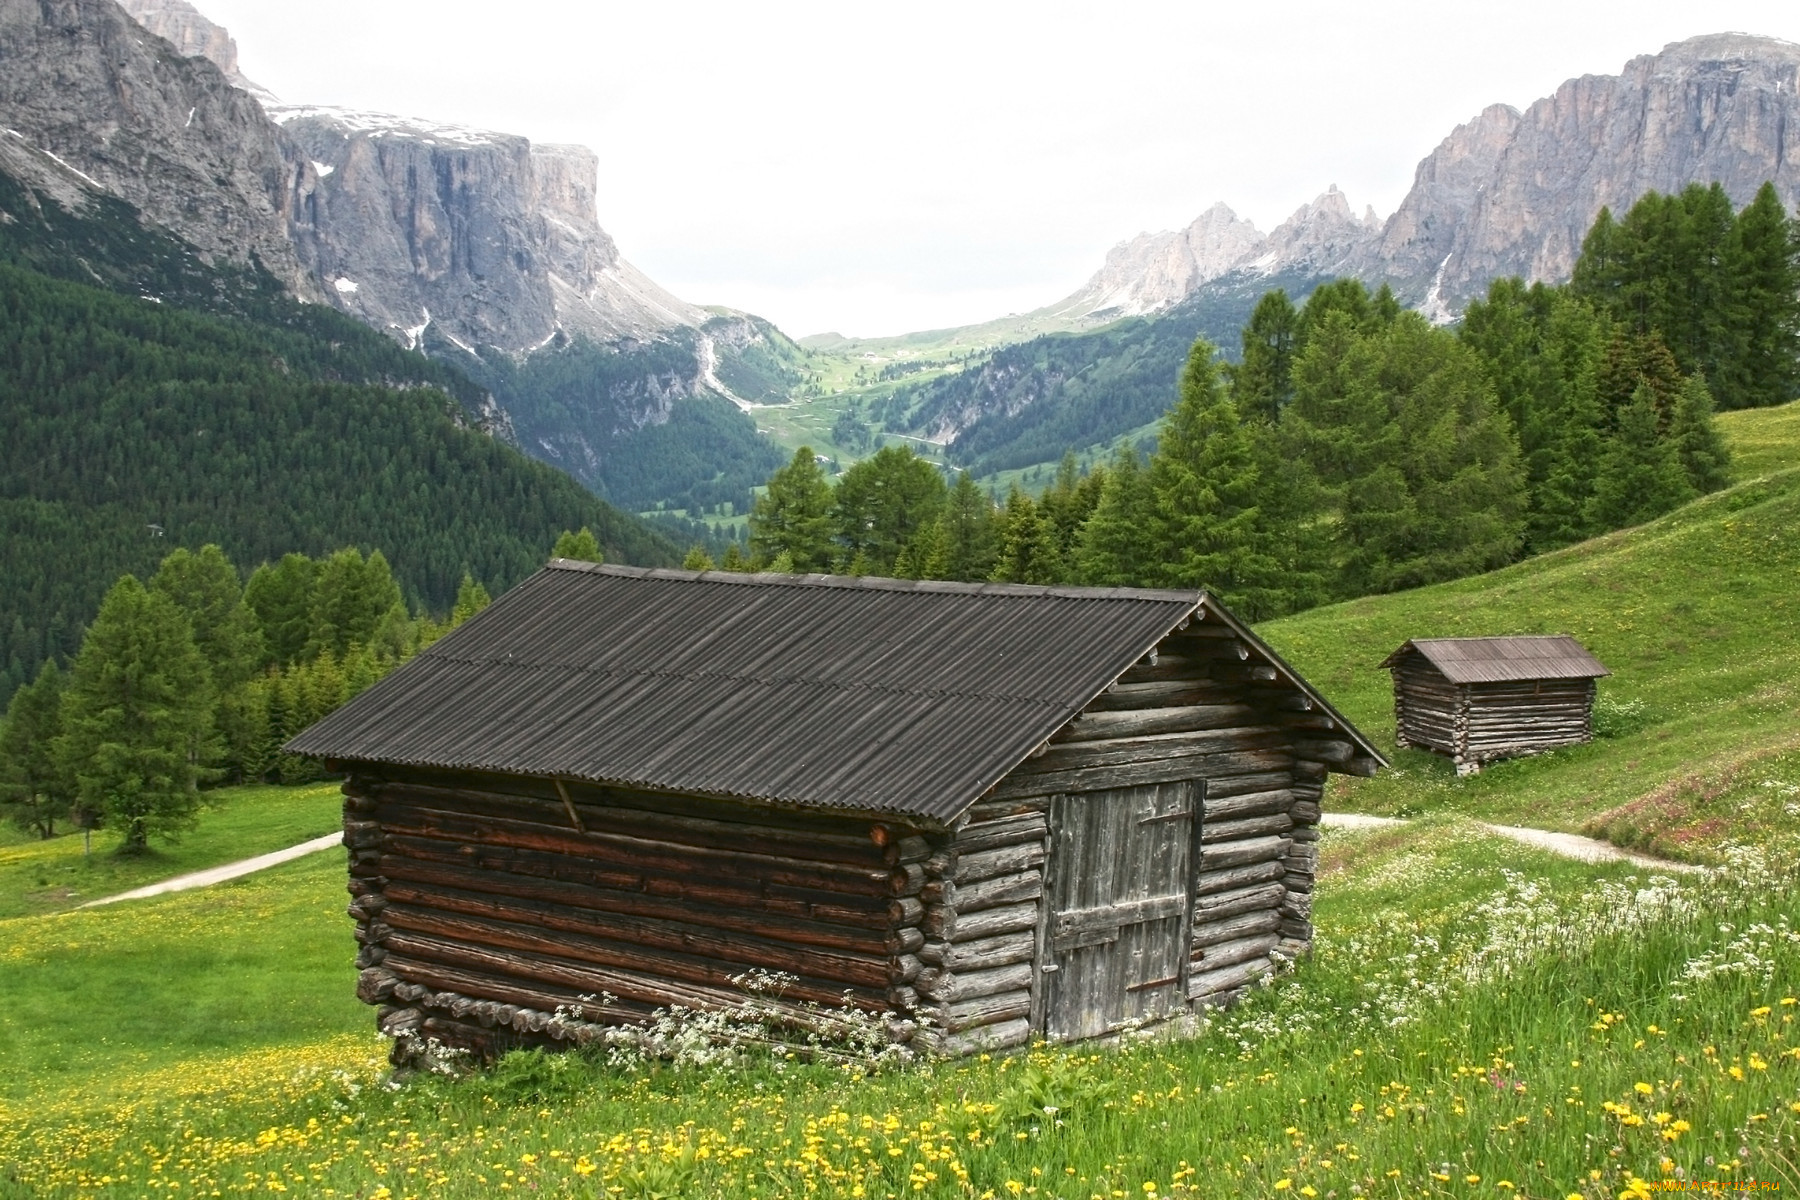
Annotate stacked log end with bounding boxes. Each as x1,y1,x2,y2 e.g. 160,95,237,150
912,804,1046,1056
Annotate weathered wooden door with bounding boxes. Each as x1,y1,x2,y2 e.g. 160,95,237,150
1039,780,1201,1041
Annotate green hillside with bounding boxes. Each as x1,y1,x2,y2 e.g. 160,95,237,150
1259,400,1800,852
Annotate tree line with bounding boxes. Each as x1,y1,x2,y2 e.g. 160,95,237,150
724,183,1796,615
0,529,606,851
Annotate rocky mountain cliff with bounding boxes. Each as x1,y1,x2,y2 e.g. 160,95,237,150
1057,33,1800,322
0,0,317,296
273,105,707,353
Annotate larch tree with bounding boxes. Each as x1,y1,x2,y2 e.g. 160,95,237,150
244,553,320,667
749,447,835,571
1228,289,1300,425
551,527,605,563
830,445,948,574
1728,181,1800,408
1668,375,1733,496
54,576,213,853
923,472,999,582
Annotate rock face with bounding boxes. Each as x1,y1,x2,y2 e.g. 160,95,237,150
1415,34,1800,308
0,0,316,295
113,0,276,101
1060,34,1800,322
274,106,707,352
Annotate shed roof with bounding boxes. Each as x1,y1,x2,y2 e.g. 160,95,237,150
1380,636,1611,684
289,562,1379,825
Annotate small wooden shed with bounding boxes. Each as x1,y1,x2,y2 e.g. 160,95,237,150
290,562,1382,1059
1381,635,1611,774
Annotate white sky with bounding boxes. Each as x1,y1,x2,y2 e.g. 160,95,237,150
198,1,1800,339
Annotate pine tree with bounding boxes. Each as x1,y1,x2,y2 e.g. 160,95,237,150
1668,374,1733,495
1146,340,1279,613
1585,386,1697,530
988,487,1063,584
0,660,72,838
1228,289,1299,423
1074,443,1155,586
749,447,835,571
923,472,999,582
54,576,213,853
551,528,605,563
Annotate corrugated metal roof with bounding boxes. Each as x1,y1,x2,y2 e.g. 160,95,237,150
289,564,1203,824
1380,636,1611,684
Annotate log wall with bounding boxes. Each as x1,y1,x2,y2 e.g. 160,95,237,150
345,769,926,1061
925,609,1354,1047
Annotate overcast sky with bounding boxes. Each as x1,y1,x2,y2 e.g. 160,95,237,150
198,1,1800,338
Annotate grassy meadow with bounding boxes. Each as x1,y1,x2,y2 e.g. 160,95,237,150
0,782,344,919
1,403,1798,1197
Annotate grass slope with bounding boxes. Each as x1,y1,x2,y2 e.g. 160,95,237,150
1258,402,1800,852
0,782,342,919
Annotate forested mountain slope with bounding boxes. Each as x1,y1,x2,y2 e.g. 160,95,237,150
0,179,676,700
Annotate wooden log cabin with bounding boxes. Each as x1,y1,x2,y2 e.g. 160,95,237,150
289,562,1383,1060
1380,635,1610,775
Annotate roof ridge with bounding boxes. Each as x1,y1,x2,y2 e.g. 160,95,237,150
546,560,1202,604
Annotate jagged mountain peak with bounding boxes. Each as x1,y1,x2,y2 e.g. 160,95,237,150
1049,31,1800,326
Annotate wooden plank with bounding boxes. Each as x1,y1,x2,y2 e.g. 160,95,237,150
1201,812,1293,844
1191,909,1281,949
1186,956,1274,1002
1025,724,1282,771
1195,859,1287,895
953,871,1043,914
989,749,1293,801
1052,892,1187,939
1201,835,1292,871
954,813,1047,854
920,963,1034,1003
1085,681,1239,712
918,929,1036,971
915,1016,1032,1056
926,990,1032,1034
1193,880,1286,922
1196,932,1281,970
1051,707,1269,744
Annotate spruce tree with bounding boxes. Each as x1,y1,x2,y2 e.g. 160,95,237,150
551,528,605,563
749,447,835,571
0,660,72,838
1668,374,1733,495
1228,289,1299,424
1074,443,1155,587
989,487,1063,585
307,549,403,659
1146,340,1279,614
54,577,212,853
1585,386,1697,530
1728,181,1800,409
923,472,999,582
682,545,715,571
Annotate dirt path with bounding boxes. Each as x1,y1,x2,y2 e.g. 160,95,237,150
1319,812,1707,873
78,832,344,908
